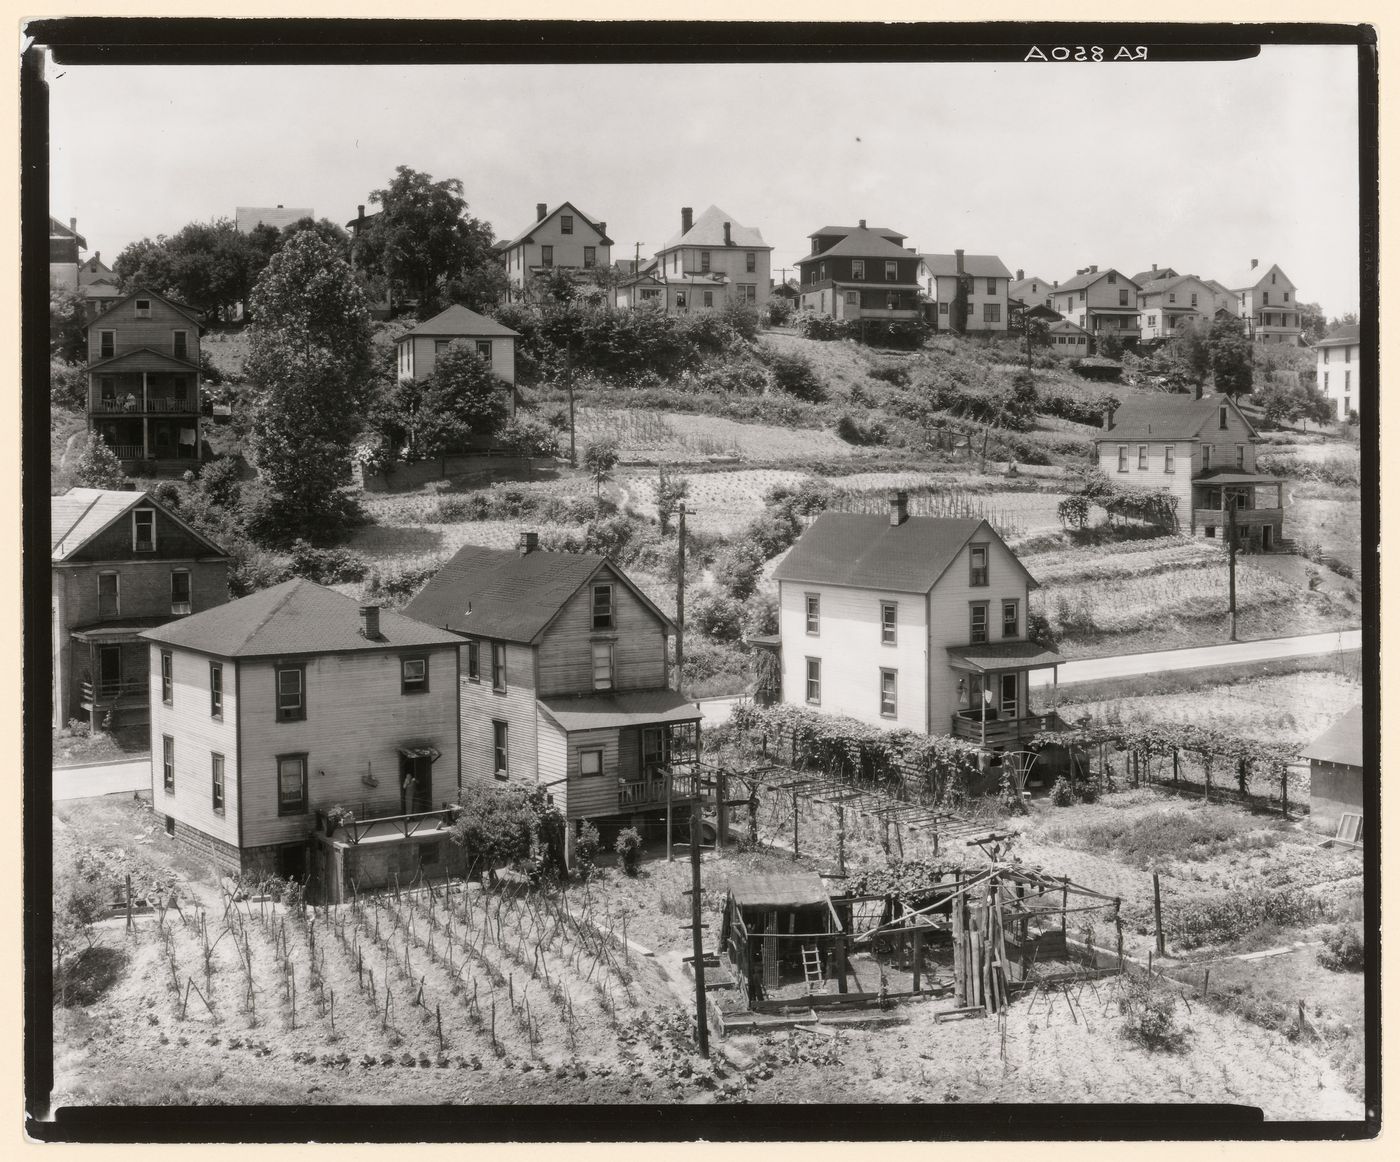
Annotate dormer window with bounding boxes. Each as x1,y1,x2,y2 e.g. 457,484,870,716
133,509,156,553
1107,272,1117,284
135,299,152,318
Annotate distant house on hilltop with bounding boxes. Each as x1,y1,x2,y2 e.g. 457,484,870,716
1226,260,1302,345
796,221,922,322
1050,266,1142,349
621,205,772,315
395,304,520,389
78,252,123,316
496,201,614,304
50,216,86,288
1314,324,1360,422
1010,271,1057,311
920,251,1012,332
1136,275,1220,343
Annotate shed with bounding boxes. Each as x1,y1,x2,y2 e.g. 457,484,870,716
719,871,843,1001
1302,706,1363,843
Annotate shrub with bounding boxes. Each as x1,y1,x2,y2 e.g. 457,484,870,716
288,539,369,584
73,432,126,490
836,412,889,445
614,827,643,875
868,362,910,387
742,592,779,639
51,358,87,410
1050,776,1074,807
1317,923,1364,972
1118,975,1190,1052
362,560,443,608
689,590,745,642
745,507,802,558
1072,356,1123,382
719,302,760,341
713,540,766,601
450,783,538,886
796,313,848,341
766,299,794,327
766,350,827,402
575,820,601,880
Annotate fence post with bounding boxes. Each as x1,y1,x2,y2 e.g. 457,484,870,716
1152,872,1166,957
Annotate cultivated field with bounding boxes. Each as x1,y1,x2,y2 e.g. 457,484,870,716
575,407,859,463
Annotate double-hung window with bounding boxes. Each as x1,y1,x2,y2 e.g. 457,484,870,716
475,341,492,362
805,658,821,705
211,753,225,814
1002,599,1019,638
1137,445,1147,470
491,643,507,692
171,569,192,615
173,330,188,360
880,601,897,645
985,278,996,295
99,330,115,359
276,665,305,721
1203,446,1212,470
851,260,865,280
133,509,156,553
746,252,756,273
401,656,428,694
884,260,898,281
162,735,175,792
592,584,614,629
983,303,1001,323
592,642,614,691
969,545,989,587
161,651,174,705
98,572,119,619
277,754,307,814
970,602,989,645
804,593,820,635
1164,446,1176,473
541,245,554,268
560,214,573,234
1117,446,1128,472
700,251,711,273
1236,445,1246,470
583,246,596,268
209,661,223,718
879,669,897,718
492,722,509,778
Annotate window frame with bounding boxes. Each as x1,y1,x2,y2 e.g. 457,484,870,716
98,330,115,359
209,661,223,719
804,657,821,706
173,330,188,360
211,752,225,814
134,298,152,318
1202,445,1212,470
1117,445,1128,472
746,252,757,273
1219,406,1229,430
132,508,156,553
466,640,481,682
162,734,175,792
275,664,307,722
1236,444,1246,469
98,570,119,618
434,339,451,355
804,593,820,635
170,568,192,615
1137,445,1147,470
591,640,614,691
884,260,898,281
1164,445,1176,473
276,752,308,816
400,654,429,695
703,290,714,308
583,246,596,268
969,601,989,645
541,245,554,268
969,544,989,587
983,303,1001,324
579,747,604,778
879,668,897,718
592,583,614,630
700,251,711,273
851,259,865,280
560,214,574,235
492,721,509,779
1002,599,1019,639
161,650,174,705
880,601,897,646
475,340,492,363
491,642,507,693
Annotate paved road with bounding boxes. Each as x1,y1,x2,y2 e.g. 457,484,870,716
53,758,150,802
695,628,1362,725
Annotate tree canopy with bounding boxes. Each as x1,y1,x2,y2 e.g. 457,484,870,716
1208,315,1254,396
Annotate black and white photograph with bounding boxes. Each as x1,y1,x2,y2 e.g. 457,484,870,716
23,17,1379,1141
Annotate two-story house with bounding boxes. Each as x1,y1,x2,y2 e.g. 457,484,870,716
1136,275,1219,343
1129,264,1178,289
629,205,772,316
77,252,123,317
771,493,1064,753
402,535,700,856
797,221,922,322
141,579,465,893
85,288,206,472
50,216,85,288
1009,271,1057,311
1050,267,1142,348
1314,324,1360,421
395,304,520,388
52,488,230,730
1228,260,1302,344
1096,392,1286,549
497,202,613,303
920,251,1012,333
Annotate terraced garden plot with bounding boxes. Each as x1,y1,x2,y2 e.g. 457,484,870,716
575,407,855,461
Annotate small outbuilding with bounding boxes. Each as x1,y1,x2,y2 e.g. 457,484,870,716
719,871,843,1003
1302,706,1364,844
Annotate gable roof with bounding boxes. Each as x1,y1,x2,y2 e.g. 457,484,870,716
1010,276,1055,299
1100,393,1258,441
51,488,229,562
399,304,520,339
86,347,201,374
662,205,770,251
773,513,1032,594
1301,706,1362,768
140,577,461,658
1226,262,1291,292
920,253,1013,279
800,226,914,263
1129,267,1178,286
235,206,314,234
1054,268,1138,295
1202,279,1233,297
87,287,205,330
1047,318,1089,335
50,216,87,248
1314,324,1360,348
402,545,675,644
1137,274,1214,300
811,225,905,244
499,201,614,249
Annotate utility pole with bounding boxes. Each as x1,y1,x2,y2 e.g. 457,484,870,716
688,796,709,1057
634,241,641,275
565,346,576,467
675,500,687,693
1227,494,1238,642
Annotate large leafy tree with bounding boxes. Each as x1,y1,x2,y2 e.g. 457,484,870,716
49,276,86,362
413,344,511,470
1208,315,1254,397
1167,318,1213,386
355,166,507,316
244,231,373,544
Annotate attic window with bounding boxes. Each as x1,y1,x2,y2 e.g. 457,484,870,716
135,299,152,318
560,215,574,235
1219,406,1228,430
1107,273,1116,284
133,508,156,553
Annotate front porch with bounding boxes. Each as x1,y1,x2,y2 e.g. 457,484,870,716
69,622,167,727
1191,474,1285,547
91,417,201,466
945,640,1067,750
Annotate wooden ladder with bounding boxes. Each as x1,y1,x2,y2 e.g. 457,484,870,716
801,946,823,993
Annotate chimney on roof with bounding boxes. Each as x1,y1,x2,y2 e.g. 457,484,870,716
1016,268,1024,280
956,249,965,275
70,217,77,233
1250,258,1258,270
723,221,732,245
598,221,606,237
1103,405,1115,431
681,207,693,234
277,204,283,209
1152,263,1158,272
537,203,548,222
1053,280,1059,289
859,219,866,229
889,490,909,527
518,530,539,555
1090,265,1098,274
94,250,100,262
359,604,382,640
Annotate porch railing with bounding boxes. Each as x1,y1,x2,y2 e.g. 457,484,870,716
82,678,150,704
1191,506,1282,529
950,711,1055,745
333,804,460,845
109,444,145,460
92,397,197,414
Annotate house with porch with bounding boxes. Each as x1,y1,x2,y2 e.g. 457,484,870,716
402,534,701,856
1314,324,1360,422
52,488,230,731
1136,275,1219,344
797,221,923,322
920,251,1012,332
140,579,465,891
1009,271,1057,311
628,205,772,316
770,493,1065,755
497,201,614,304
1049,267,1142,349
1096,392,1287,549
1227,260,1303,344
85,288,206,472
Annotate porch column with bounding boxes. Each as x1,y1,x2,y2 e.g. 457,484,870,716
1052,667,1059,715
142,371,149,413
980,677,987,747
142,417,149,460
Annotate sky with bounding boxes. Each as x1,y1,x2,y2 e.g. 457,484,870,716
47,46,1362,316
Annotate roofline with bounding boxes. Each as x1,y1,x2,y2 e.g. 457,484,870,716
87,287,206,331
1094,394,1259,442
56,490,231,561
530,557,678,643
137,635,462,660
85,346,203,373
503,200,616,250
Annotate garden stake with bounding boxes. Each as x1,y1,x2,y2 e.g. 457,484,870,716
436,1003,444,1055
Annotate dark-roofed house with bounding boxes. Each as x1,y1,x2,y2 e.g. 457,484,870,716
1129,264,1178,288
396,303,521,388
628,205,772,315
498,201,614,304
1097,393,1286,549
920,251,1013,333
85,287,206,472
52,488,230,730
796,221,922,322
51,216,86,287
403,535,699,852
77,252,123,316
771,493,1064,752
140,579,464,891
1050,267,1142,348
1314,324,1360,422
1302,706,1363,843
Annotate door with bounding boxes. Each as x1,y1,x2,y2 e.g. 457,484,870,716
400,753,432,815
1000,673,1019,718
98,573,119,619
98,645,122,698
1261,525,1273,551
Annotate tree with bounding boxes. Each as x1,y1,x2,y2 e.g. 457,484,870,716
656,465,690,534
1297,301,1329,345
50,276,86,361
51,358,87,410
244,231,373,544
1209,315,1254,396
1167,318,1212,386
114,219,272,320
73,432,125,489
279,216,351,259
415,344,511,470
449,783,536,887
355,166,506,315
582,438,620,498
500,414,560,480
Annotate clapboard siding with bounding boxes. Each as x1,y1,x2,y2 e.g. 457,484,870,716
564,727,621,821
88,296,201,363
536,564,668,697
1095,441,1193,514
460,639,538,791
538,718,569,814
238,645,460,850
149,645,240,848
57,559,228,627
68,506,223,565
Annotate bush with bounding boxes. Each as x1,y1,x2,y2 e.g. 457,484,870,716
836,412,889,445
51,359,87,410
288,539,369,584
765,350,827,402
713,540,766,601
450,783,538,886
689,590,745,642
766,299,794,327
614,827,643,875
868,362,910,387
1118,975,1190,1052
1317,923,1364,972
743,592,779,639
362,560,443,608
796,313,848,341
1050,776,1074,807
575,819,601,880
73,432,127,490
1072,356,1123,382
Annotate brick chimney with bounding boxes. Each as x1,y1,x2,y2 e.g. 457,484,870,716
681,207,693,234
1016,268,1024,280
889,490,909,526
597,221,606,237
536,203,548,222
70,217,77,233
518,530,539,555
723,221,732,245
359,604,382,640
955,249,965,275
859,219,866,229
1090,265,1098,273
1053,280,1059,289
1152,263,1158,272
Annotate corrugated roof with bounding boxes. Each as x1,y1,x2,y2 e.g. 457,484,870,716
773,513,997,593
946,642,1064,672
140,578,461,657
662,205,769,251
400,304,520,339
1314,324,1360,347
920,253,1013,279
1301,706,1362,768
802,227,915,262
728,871,831,910
402,545,624,643
235,206,313,234
537,689,701,733
1101,394,1256,441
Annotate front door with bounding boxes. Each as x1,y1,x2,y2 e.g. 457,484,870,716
98,645,122,697
400,753,432,815
1000,673,1019,718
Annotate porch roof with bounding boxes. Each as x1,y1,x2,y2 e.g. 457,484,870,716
87,347,200,374
71,616,172,642
946,641,1064,673
728,871,831,910
537,688,701,733
1193,471,1285,486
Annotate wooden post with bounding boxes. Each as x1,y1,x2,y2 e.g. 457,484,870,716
836,804,846,876
689,799,709,1058
1017,880,1028,976
835,935,848,995
1281,764,1289,818
676,501,687,694
1114,899,1124,971
791,790,800,861
912,926,923,994
1152,873,1166,956
126,874,133,932
666,771,674,863
1173,748,1180,787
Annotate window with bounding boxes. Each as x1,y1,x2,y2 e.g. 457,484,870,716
983,303,1001,323
805,658,821,705
133,509,156,552
851,260,865,280
703,291,714,308
1164,445,1176,473
276,665,305,721
1202,446,1212,470
492,722,509,778
161,651,173,705
419,841,441,868
1236,445,1245,469
1323,371,1330,390
592,641,614,690
1262,292,1270,306
541,245,554,268
1000,673,1018,717
675,292,687,309
173,330,188,360
491,643,507,692
1002,599,1019,638
674,252,680,273
1119,289,1129,306
700,251,711,273
135,298,152,318
939,302,949,315
162,735,174,792
277,754,307,814
583,246,596,268
739,284,757,303
1344,396,1351,414
475,340,492,362
592,584,614,629
884,261,898,281
1219,406,1228,430
171,569,191,615
1137,445,1147,470
746,252,756,273
804,593,820,634
1271,272,1277,284
845,291,859,305
969,545,989,587
560,214,573,234
1190,294,1198,308
580,748,604,777
879,669,897,718
1345,371,1351,391
970,602,989,645
98,571,119,618
819,262,826,280
886,293,899,311
209,661,223,718
880,601,897,645
212,753,225,814
1078,291,1086,302
99,330,115,358
1107,272,1117,284
401,656,428,694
